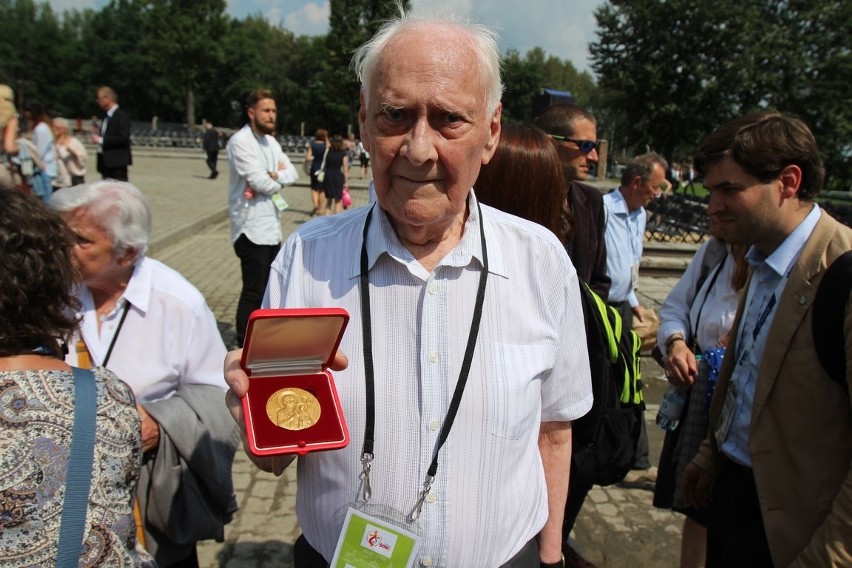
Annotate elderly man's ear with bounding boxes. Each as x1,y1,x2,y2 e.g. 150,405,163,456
481,104,503,165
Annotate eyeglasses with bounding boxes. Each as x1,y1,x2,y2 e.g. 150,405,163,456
548,134,598,155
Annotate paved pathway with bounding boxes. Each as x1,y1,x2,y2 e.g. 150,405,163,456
125,149,688,567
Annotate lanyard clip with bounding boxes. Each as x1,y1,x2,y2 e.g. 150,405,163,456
359,452,374,502
407,474,434,522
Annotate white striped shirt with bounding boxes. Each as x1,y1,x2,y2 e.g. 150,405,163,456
263,192,592,566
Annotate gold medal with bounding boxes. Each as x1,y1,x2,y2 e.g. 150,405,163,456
266,388,321,431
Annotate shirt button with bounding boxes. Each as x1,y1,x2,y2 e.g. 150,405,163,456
426,491,437,503
429,420,440,432
421,556,433,567
429,352,439,363
428,283,438,295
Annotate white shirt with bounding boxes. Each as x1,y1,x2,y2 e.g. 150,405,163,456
65,257,228,403
226,124,299,245
263,193,593,566
657,238,740,355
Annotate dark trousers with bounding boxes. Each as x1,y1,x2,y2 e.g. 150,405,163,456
562,474,594,549
100,166,128,181
294,534,539,568
162,546,198,568
206,151,218,176
609,300,651,470
233,234,280,346
707,459,773,567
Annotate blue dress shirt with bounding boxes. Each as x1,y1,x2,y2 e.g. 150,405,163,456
603,189,645,306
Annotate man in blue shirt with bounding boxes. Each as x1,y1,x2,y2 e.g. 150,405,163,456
603,152,668,480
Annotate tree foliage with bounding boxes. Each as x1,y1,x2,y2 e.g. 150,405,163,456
591,0,851,190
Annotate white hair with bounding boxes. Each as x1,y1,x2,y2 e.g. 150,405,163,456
351,3,504,116
49,180,152,264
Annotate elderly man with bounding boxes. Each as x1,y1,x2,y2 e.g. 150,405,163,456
52,181,238,568
224,9,592,568
226,88,298,346
682,112,852,567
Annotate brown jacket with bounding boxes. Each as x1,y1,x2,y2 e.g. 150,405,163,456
694,210,852,566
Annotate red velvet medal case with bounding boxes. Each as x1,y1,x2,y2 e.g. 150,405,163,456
241,308,350,457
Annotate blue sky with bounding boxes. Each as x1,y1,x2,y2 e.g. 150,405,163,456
45,0,603,74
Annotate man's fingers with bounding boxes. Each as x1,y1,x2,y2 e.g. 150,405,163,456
224,348,249,397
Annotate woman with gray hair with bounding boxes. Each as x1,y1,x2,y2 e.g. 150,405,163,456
50,180,238,568
52,116,88,187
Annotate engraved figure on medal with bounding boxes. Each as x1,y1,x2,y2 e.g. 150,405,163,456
266,387,321,430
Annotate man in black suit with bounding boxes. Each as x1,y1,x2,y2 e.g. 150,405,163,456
92,86,132,181
202,120,220,179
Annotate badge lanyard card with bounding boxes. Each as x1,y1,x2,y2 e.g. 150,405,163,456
330,204,489,567
240,308,350,456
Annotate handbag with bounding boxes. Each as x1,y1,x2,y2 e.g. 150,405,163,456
55,367,98,568
313,146,329,183
342,186,352,208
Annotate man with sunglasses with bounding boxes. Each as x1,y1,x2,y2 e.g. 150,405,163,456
535,104,610,300
535,103,609,568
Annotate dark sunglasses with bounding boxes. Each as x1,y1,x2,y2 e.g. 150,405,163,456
548,134,598,154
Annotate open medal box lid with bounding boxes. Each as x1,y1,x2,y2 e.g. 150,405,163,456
240,308,350,457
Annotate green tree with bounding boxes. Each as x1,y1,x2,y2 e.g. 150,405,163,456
142,0,228,130
322,0,410,134
591,0,851,190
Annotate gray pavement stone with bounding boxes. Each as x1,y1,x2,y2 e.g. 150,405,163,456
136,151,689,567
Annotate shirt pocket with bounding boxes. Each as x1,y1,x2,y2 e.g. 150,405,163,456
488,343,556,440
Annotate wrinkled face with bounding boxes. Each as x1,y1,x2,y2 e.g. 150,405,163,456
359,24,501,235
249,98,277,136
554,118,598,182
61,209,133,289
704,155,782,248
624,162,666,211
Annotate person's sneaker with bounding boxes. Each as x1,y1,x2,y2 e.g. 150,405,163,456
564,543,597,568
621,466,658,485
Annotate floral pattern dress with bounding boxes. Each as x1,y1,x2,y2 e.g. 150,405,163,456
0,368,155,567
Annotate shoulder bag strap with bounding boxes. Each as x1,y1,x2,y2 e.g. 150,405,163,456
56,367,98,568
319,146,329,172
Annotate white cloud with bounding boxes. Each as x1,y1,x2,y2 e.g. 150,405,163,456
282,1,329,36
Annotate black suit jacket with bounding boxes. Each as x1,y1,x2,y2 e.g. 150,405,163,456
566,180,611,300
97,106,132,172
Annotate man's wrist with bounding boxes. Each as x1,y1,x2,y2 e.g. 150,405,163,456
665,333,686,350
540,554,565,568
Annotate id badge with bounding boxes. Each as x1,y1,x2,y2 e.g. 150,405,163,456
330,506,421,568
714,384,736,447
271,193,289,212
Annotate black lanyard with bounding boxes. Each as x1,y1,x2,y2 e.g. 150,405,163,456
101,300,131,368
358,202,489,522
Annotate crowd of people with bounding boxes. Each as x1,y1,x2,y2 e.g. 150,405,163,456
1,5,850,568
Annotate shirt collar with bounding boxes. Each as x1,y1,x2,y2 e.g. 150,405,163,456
354,191,506,280
746,203,821,277
608,188,635,216
121,257,151,314
106,104,118,117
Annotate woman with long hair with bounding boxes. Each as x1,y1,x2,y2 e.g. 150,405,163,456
0,189,154,566
322,134,349,215
305,128,328,216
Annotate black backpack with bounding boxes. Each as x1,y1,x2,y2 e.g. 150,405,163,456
812,249,852,394
571,282,644,486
